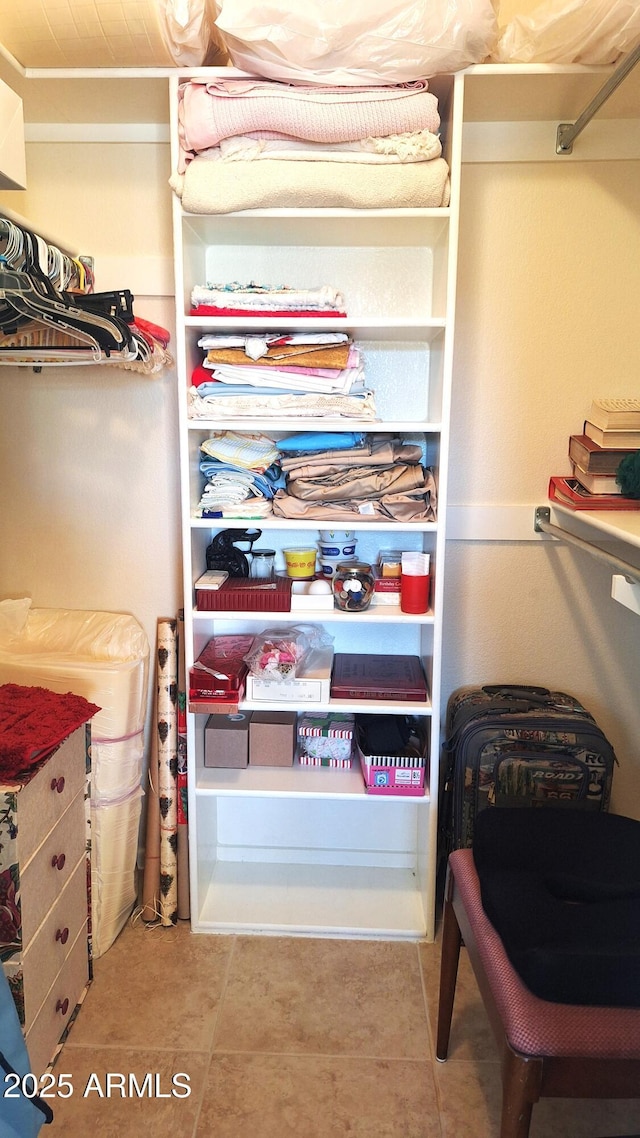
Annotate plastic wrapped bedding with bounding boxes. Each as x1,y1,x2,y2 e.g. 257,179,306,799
493,0,640,65
159,0,498,81
0,601,150,958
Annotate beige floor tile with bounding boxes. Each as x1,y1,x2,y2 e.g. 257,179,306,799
434,1058,502,1138
213,936,430,1059
196,1053,442,1138
419,941,496,1062
45,1047,208,1137
69,918,234,1052
436,1057,640,1138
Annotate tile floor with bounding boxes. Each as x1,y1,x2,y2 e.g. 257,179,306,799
43,917,640,1138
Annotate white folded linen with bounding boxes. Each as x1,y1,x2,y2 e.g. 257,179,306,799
189,388,377,419
198,130,443,164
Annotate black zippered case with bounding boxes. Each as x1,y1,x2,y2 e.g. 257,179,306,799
440,684,617,853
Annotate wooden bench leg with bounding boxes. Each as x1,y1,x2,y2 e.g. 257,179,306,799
436,888,462,1061
500,1047,543,1138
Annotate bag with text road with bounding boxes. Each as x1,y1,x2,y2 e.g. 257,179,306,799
439,684,617,855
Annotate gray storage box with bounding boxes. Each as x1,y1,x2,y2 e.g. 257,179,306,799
204,712,252,767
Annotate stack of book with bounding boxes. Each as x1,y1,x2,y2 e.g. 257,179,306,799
550,398,640,510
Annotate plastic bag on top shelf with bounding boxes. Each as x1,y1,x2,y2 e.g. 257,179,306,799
156,0,229,64
494,0,640,65
210,0,499,83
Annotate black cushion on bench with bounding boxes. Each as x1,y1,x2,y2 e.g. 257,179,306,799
472,808,640,1007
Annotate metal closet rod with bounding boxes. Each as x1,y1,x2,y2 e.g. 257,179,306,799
534,506,640,583
556,42,640,154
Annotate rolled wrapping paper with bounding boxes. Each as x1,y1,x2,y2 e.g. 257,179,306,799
141,681,161,923
156,617,179,926
177,613,190,921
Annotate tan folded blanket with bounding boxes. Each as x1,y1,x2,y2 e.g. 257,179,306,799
172,157,450,214
281,440,422,477
206,343,351,369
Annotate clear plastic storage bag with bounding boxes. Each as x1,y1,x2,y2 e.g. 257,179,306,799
156,0,228,64
244,624,332,679
494,0,640,65
211,0,499,83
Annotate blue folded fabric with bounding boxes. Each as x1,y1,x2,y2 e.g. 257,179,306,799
194,382,309,398
199,459,284,498
277,432,366,453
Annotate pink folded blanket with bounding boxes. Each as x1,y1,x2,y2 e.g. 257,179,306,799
178,78,440,169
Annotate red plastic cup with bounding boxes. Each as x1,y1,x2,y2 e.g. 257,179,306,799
400,573,429,614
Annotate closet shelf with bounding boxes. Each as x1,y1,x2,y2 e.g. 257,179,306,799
536,505,640,562
535,503,640,619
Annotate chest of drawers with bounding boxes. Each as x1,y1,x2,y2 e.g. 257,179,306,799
0,726,91,1076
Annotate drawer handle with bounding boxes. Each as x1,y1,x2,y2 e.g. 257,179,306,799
55,927,69,945
50,776,65,794
51,853,66,871
55,998,69,1016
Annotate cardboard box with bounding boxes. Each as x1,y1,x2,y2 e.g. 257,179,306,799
356,718,428,796
204,712,252,768
249,711,296,767
358,749,426,795
297,713,354,762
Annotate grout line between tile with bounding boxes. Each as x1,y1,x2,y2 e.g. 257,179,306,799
207,1048,434,1063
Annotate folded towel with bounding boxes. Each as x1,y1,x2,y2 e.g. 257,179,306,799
173,157,450,214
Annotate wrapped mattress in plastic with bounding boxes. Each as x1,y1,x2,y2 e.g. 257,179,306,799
0,600,149,958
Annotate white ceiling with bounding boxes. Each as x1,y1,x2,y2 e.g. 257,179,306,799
0,0,175,69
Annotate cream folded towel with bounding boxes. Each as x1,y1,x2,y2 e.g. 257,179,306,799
172,156,450,214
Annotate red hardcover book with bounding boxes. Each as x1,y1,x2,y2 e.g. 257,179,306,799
330,653,428,702
548,476,640,511
568,433,637,474
189,634,255,695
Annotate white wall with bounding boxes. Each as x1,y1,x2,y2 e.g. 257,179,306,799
444,157,640,819
0,141,180,670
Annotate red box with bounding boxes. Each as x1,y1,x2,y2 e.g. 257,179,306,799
196,577,292,611
189,634,254,700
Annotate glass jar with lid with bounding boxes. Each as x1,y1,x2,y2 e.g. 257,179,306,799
249,549,276,579
332,561,374,612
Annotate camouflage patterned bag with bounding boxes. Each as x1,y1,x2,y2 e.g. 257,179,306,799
440,684,617,853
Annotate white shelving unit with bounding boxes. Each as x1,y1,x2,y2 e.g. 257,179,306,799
170,69,461,941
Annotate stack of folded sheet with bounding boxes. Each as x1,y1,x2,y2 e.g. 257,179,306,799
188,330,377,421
195,430,284,519
273,433,437,523
189,282,346,318
170,76,451,213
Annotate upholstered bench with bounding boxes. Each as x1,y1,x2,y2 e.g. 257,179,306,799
436,846,640,1138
